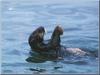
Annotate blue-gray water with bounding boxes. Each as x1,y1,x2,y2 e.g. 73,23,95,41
1,0,99,74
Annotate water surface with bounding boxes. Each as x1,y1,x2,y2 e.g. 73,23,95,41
1,0,99,74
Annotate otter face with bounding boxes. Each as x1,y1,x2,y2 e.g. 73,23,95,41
29,26,45,43
37,26,45,38
55,25,63,35
34,26,45,39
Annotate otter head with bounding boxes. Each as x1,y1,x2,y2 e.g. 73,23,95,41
34,26,45,38
29,26,45,44
53,25,63,36
52,26,63,37
32,26,45,39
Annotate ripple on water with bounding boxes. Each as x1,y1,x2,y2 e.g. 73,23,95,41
6,49,21,55
47,7,77,15
2,70,13,73
64,27,82,32
62,56,90,65
5,38,17,42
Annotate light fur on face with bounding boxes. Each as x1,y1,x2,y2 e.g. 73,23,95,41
38,32,44,38
45,28,47,34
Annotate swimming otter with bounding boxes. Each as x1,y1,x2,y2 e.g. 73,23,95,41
28,26,49,52
47,26,88,57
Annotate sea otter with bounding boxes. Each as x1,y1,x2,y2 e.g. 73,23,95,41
46,26,88,57
28,26,48,52
46,26,97,57
28,26,97,59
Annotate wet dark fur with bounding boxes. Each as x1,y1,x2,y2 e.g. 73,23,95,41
28,26,47,52
28,26,63,58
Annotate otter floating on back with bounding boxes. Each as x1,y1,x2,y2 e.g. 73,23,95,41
28,26,96,59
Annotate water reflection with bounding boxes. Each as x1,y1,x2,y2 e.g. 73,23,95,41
26,51,59,63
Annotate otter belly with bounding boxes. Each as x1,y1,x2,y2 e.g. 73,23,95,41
65,48,87,56
56,47,88,58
